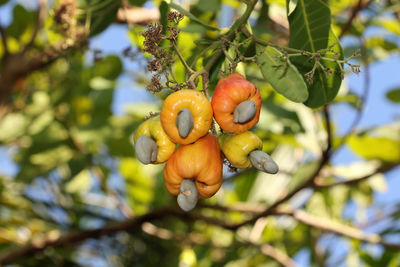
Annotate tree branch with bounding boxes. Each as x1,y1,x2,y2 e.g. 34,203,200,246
0,207,179,265
339,0,372,38
0,206,241,265
117,6,160,25
282,209,400,250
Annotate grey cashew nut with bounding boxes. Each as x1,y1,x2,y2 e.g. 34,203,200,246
177,179,198,212
233,100,257,123
249,150,279,174
176,108,194,138
135,135,158,164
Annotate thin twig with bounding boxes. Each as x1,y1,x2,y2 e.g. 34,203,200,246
23,0,47,53
282,209,400,250
171,41,194,75
323,106,333,154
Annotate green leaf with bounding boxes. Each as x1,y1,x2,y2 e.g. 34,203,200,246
386,88,400,103
305,31,343,107
159,1,169,34
79,0,122,36
234,170,258,202
288,0,343,108
169,2,219,31
7,5,35,38
0,0,9,6
256,45,308,102
288,0,331,52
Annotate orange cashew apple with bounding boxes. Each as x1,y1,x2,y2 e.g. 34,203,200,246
219,131,278,174
163,133,223,208
211,73,262,134
161,89,213,144
133,116,176,164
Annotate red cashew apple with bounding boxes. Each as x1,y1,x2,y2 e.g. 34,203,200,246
211,73,262,134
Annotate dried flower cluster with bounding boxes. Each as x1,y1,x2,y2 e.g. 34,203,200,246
167,11,184,25
142,12,186,93
54,0,77,33
53,0,86,49
166,11,184,42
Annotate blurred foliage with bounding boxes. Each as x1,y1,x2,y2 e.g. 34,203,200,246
0,0,399,266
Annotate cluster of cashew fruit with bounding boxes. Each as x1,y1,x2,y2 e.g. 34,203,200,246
133,74,278,211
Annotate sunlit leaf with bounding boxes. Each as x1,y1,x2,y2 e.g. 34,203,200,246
367,173,387,193
29,146,74,167
28,110,54,135
89,76,116,90
372,18,400,35
348,135,400,162
0,113,27,142
65,169,91,194
286,0,298,16
179,247,197,266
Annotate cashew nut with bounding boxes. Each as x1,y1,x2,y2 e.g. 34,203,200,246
134,135,158,164
177,179,198,212
249,150,279,174
233,100,257,124
176,108,194,138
